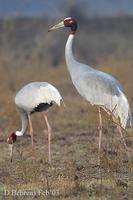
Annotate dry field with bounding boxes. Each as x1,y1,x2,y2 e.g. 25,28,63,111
0,15,133,200
0,54,133,200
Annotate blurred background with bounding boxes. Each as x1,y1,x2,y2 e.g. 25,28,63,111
1,0,133,67
0,0,133,128
0,1,133,199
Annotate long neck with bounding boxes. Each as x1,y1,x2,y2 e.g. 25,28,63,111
65,33,94,77
65,34,78,75
16,109,28,136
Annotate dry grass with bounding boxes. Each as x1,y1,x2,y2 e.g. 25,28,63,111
0,56,133,200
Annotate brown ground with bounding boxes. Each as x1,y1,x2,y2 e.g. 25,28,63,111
0,58,133,200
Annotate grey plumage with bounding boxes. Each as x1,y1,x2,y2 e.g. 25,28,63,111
49,16,132,155
65,34,132,128
15,82,63,136
7,81,63,163
49,17,132,129
15,82,62,112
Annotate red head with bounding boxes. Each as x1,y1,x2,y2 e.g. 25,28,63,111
48,17,78,34
64,17,77,33
7,132,17,144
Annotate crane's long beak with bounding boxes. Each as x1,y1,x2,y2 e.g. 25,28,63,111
48,21,64,32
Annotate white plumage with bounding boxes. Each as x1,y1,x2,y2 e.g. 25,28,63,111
49,17,132,152
65,34,132,129
8,81,63,163
15,82,62,113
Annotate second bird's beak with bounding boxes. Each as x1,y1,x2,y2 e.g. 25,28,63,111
48,21,64,32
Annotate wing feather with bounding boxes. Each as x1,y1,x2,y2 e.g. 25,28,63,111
15,82,63,112
72,71,132,128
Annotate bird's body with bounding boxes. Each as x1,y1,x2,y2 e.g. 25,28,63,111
65,35,132,128
15,82,62,114
8,81,63,162
49,17,132,153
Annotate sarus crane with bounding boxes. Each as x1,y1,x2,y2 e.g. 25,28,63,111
48,17,132,153
7,82,63,163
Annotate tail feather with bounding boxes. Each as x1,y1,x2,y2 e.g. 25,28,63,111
113,90,132,129
128,108,133,127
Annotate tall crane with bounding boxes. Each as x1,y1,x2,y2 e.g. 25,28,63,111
49,17,132,153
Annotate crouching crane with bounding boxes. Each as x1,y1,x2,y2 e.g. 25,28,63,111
7,82,64,163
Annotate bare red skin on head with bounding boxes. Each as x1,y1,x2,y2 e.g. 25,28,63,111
70,31,76,35
64,17,77,34
64,18,77,27
7,132,17,144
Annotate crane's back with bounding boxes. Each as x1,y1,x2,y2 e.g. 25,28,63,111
65,33,132,128
15,82,62,113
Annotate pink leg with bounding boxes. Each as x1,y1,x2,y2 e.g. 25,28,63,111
98,106,103,153
42,112,52,163
117,125,129,150
28,114,34,147
102,106,131,152
101,106,110,115
101,105,120,127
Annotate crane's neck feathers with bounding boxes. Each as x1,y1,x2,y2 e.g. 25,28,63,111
70,31,76,35
16,130,24,136
69,24,77,35
16,109,29,136
65,34,77,74
65,33,93,76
